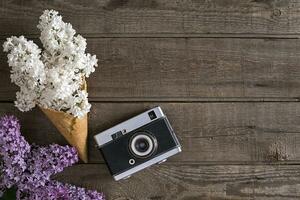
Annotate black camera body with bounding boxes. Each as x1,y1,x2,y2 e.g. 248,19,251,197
94,107,181,181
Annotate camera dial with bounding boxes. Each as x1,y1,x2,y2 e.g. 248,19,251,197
129,132,157,158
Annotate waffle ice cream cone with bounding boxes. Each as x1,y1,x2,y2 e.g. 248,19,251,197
40,107,88,163
39,80,89,162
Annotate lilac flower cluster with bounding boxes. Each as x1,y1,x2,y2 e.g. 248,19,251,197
3,9,98,117
0,115,104,200
0,115,30,192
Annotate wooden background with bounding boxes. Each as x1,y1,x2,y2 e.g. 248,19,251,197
2,0,300,199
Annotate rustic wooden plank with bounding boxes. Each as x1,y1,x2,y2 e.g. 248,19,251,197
54,163,300,199
1,102,300,163
1,0,300,37
0,103,67,146
1,38,300,101
88,102,300,163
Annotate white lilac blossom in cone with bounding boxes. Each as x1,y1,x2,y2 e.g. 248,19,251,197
3,10,98,118
3,36,46,112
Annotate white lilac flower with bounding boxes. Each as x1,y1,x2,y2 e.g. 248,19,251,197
3,36,45,112
67,90,91,118
3,10,98,118
15,88,38,112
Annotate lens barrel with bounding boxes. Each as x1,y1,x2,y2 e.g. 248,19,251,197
129,132,157,158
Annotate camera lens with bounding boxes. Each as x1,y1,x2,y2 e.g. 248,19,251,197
135,138,150,152
129,132,157,158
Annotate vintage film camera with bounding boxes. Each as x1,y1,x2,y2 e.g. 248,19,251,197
94,106,182,181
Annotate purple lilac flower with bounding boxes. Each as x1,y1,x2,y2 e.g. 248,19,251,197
0,115,104,200
0,115,30,188
19,181,104,200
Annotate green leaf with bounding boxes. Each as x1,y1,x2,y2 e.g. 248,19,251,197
0,187,17,200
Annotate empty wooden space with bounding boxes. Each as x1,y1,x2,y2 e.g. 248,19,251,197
2,0,300,37
1,0,300,199
2,38,300,101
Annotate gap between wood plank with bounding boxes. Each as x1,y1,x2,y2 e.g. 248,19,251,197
88,97,300,103
71,162,300,166
1,33,300,40
85,161,300,165
1,97,300,103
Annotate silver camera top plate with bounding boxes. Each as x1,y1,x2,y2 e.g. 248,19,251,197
94,106,165,148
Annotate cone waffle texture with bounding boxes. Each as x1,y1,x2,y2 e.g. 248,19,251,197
40,107,88,163
39,80,88,163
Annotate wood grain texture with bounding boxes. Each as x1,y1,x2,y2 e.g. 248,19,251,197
1,0,300,37
2,102,300,163
2,1,300,198
54,163,300,200
88,102,300,163
1,38,300,101
0,103,67,146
